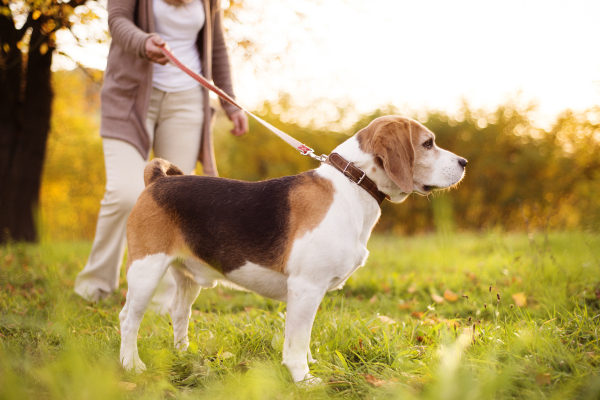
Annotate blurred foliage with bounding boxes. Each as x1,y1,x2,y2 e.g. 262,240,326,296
40,70,104,241
40,71,600,240
0,0,104,59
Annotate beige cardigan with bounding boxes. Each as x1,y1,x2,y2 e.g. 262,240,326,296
100,0,238,176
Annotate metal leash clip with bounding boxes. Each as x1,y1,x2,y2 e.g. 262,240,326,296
303,150,328,163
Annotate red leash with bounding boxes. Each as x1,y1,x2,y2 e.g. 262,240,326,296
160,46,325,162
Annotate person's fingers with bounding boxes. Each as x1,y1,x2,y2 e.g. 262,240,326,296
241,113,249,134
145,35,170,63
151,35,165,46
230,116,240,135
235,113,248,136
229,112,248,136
230,112,245,136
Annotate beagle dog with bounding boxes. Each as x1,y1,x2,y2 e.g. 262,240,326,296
119,115,467,383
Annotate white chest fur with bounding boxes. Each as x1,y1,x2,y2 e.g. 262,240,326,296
221,137,382,298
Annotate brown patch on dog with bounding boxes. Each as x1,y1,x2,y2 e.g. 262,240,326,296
126,193,186,272
356,116,419,193
278,172,335,272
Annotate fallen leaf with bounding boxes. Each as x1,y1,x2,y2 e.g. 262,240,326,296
512,292,527,307
220,351,234,359
398,302,413,310
377,315,396,325
444,290,459,302
535,373,551,386
369,295,378,304
411,311,424,319
118,382,136,391
407,285,417,294
431,293,445,304
465,271,477,281
215,288,233,300
362,373,387,387
445,319,461,329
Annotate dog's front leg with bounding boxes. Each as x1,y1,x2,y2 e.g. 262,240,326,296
282,277,325,384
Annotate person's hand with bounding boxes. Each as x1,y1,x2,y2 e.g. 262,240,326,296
145,35,170,65
229,110,248,136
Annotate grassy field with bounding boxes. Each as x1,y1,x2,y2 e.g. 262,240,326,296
1,231,599,399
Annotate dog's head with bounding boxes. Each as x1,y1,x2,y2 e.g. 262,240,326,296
356,116,467,202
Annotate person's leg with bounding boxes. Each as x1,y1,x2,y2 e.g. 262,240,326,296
153,87,204,174
74,138,148,301
149,87,204,311
75,88,163,302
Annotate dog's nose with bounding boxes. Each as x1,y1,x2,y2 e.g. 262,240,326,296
458,158,468,168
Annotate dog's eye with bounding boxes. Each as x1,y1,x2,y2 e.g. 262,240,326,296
423,139,433,149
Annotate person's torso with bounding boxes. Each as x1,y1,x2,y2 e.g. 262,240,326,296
152,0,205,92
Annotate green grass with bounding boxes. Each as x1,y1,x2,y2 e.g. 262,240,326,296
1,232,599,399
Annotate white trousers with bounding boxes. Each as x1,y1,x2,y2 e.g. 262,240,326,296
75,87,204,312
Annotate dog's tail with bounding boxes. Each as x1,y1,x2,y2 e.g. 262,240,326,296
144,158,185,187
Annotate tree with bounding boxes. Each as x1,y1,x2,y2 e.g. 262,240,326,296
0,0,99,244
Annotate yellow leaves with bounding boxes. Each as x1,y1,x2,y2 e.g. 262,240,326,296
3,43,9,53
361,373,388,387
444,289,459,302
39,43,48,55
32,10,41,20
512,292,527,307
411,311,425,319
42,19,56,33
118,382,136,391
398,299,416,311
430,289,459,304
431,293,445,304
376,315,397,325
535,373,551,386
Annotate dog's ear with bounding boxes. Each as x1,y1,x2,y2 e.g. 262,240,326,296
371,118,415,193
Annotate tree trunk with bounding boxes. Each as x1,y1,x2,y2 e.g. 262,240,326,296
0,17,53,244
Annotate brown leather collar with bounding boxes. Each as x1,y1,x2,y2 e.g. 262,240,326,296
325,153,388,205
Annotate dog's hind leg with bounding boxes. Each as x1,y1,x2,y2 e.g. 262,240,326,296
169,266,201,351
119,253,173,372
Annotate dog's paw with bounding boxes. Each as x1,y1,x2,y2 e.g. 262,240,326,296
297,374,322,388
174,341,189,351
122,358,146,373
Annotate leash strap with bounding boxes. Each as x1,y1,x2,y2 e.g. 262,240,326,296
160,46,323,160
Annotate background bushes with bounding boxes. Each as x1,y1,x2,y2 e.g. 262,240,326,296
40,70,600,240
